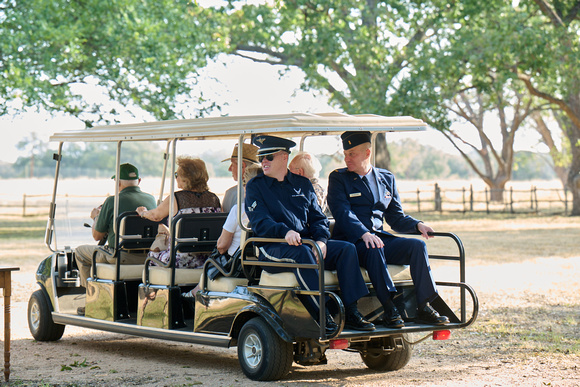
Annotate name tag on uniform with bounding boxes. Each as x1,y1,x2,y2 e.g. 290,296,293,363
350,192,362,198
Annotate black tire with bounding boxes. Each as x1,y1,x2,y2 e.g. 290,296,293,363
28,289,65,341
237,317,293,381
361,334,412,371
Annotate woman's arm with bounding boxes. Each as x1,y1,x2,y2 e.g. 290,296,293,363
137,195,172,222
216,229,235,254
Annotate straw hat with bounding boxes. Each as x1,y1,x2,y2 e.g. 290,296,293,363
222,143,259,165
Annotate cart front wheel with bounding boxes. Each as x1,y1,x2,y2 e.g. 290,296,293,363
28,289,65,341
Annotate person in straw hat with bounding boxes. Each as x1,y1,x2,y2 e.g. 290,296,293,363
221,143,259,213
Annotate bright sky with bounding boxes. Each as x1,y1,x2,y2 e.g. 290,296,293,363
0,54,544,163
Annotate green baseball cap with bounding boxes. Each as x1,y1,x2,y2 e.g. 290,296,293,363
111,163,140,180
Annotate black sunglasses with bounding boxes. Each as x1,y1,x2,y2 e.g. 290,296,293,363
258,154,275,162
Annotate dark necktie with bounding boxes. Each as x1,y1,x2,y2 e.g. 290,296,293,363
361,176,376,201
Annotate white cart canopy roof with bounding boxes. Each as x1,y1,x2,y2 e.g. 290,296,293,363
49,112,426,143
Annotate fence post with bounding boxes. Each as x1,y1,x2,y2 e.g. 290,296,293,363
434,183,442,213
462,187,466,214
530,186,534,210
416,188,421,213
470,185,474,211
485,187,489,214
510,187,514,213
534,186,539,213
22,194,26,217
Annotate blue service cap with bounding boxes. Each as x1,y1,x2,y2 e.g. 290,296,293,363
252,135,296,156
341,131,371,150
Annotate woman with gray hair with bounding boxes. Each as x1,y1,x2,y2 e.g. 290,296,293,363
289,151,327,213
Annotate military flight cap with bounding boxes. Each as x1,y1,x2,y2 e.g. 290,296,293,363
252,135,296,156
341,131,372,150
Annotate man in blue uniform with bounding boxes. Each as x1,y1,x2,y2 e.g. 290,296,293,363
327,131,449,326
245,135,374,333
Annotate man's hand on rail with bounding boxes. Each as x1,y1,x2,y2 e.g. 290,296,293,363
417,222,435,239
285,230,302,246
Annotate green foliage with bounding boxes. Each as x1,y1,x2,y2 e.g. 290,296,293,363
0,0,226,123
224,0,579,203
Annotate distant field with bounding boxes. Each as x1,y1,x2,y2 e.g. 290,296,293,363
0,177,568,216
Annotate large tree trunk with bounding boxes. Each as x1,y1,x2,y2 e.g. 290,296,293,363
566,99,580,215
483,176,510,202
374,134,391,170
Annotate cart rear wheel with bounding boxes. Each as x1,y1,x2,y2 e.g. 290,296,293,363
28,289,65,341
361,334,412,371
237,317,292,381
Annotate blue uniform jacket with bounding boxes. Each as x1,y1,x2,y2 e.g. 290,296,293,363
327,166,419,243
245,171,330,244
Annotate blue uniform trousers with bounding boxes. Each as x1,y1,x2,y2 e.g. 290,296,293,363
355,234,437,307
258,239,369,310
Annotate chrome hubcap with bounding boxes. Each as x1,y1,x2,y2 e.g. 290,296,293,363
243,332,262,368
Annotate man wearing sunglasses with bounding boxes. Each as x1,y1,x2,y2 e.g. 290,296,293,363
245,135,375,334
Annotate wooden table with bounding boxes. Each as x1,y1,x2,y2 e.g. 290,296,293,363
0,267,19,382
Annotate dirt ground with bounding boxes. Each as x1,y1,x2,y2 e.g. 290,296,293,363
1,254,577,387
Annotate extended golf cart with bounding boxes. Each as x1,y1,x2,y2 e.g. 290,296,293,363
28,113,478,381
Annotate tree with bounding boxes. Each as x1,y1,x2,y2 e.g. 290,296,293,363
439,85,536,201
387,0,579,211
1,0,225,124
513,0,580,214
224,1,455,169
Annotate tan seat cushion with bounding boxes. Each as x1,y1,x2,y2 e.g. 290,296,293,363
199,275,249,293
94,263,143,281
144,266,203,286
259,265,411,287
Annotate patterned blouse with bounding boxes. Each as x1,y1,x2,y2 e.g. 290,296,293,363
149,190,221,269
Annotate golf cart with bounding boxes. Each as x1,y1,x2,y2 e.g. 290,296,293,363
28,113,478,381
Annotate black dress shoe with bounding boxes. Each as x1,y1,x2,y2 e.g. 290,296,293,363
383,305,405,328
325,311,338,335
415,303,449,325
77,306,85,316
345,309,375,331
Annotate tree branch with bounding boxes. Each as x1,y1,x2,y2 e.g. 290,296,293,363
516,70,580,128
533,0,565,26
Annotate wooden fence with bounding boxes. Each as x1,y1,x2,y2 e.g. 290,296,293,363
0,183,573,217
400,183,572,215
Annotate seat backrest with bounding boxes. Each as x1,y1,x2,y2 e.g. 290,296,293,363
173,212,229,253
117,211,160,251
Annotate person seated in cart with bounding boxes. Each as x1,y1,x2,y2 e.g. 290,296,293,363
137,156,221,268
289,151,328,214
221,143,260,213
245,135,374,333
327,131,450,327
75,163,157,314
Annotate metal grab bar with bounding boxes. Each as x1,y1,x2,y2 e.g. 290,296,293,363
241,237,335,339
